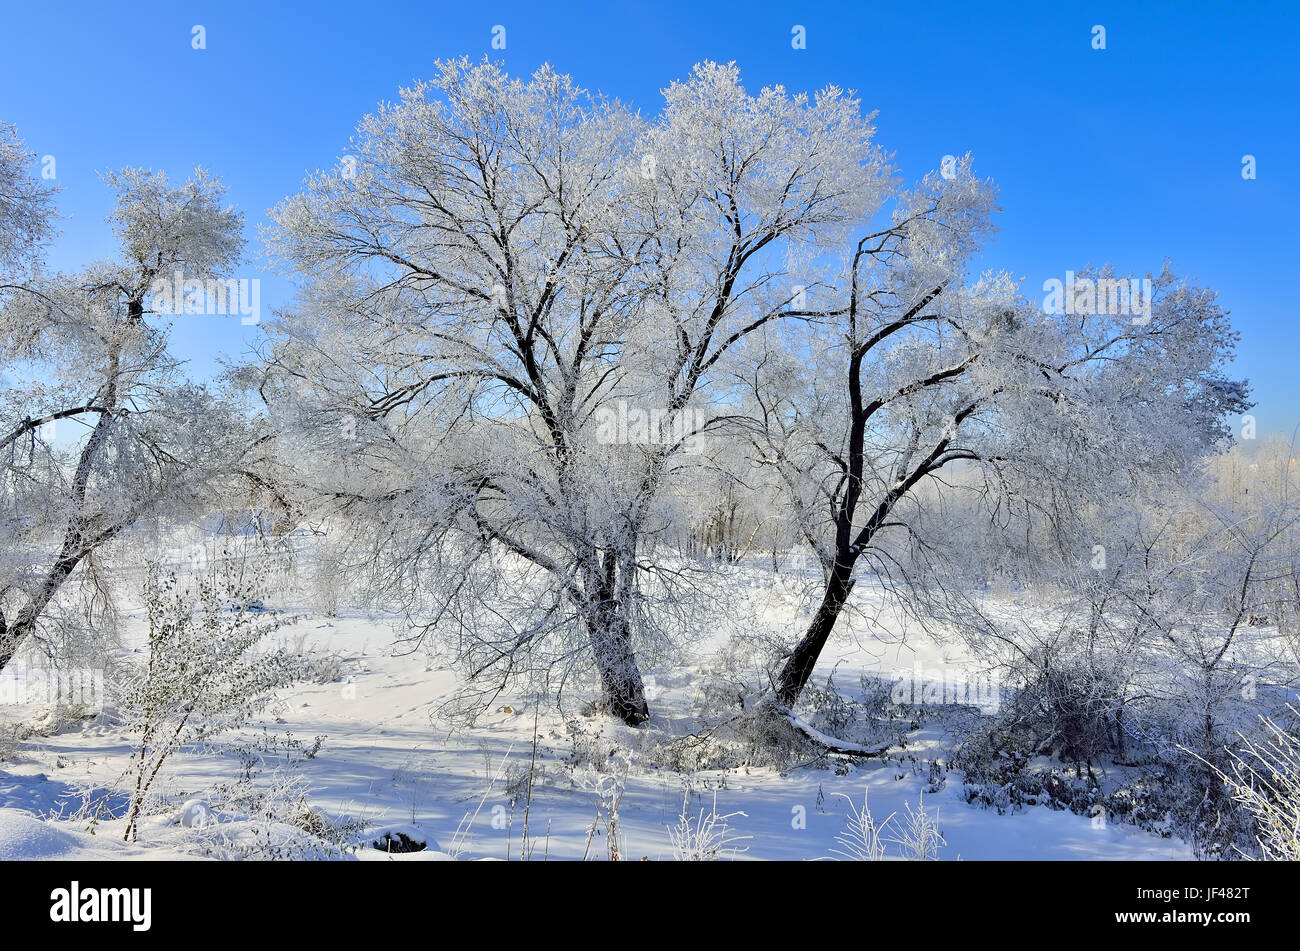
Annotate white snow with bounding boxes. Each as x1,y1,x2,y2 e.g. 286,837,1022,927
0,568,1193,861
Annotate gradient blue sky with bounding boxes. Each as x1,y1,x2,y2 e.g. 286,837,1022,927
2,1,1296,435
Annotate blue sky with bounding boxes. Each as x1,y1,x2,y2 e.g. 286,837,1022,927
2,0,1296,435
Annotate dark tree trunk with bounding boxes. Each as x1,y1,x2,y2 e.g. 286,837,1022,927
583,552,650,726
1,620,25,672
0,553,82,671
750,280,968,717
589,602,649,725
774,567,855,707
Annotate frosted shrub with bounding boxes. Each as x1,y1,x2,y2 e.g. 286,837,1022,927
666,790,749,860
829,787,892,861
187,769,367,861
892,793,947,860
1218,708,1300,861
829,788,946,860
119,563,301,841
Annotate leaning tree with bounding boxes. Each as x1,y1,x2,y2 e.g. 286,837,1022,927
0,165,257,671
739,156,1249,710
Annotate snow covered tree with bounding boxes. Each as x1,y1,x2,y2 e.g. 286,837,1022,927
262,60,883,723
739,155,1249,709
0,122,57,288
0,166,255,672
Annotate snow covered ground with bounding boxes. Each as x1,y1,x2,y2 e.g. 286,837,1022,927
0,564,1193,861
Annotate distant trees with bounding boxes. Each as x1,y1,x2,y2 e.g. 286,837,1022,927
940,440,1300,856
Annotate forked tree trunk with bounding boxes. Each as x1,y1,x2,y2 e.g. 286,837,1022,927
767,283,961,713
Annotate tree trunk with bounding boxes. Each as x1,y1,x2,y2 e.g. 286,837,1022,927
1,331,130,673
0,553,82,671
773,568,855,707
579,547,651,725
589,602,650,725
